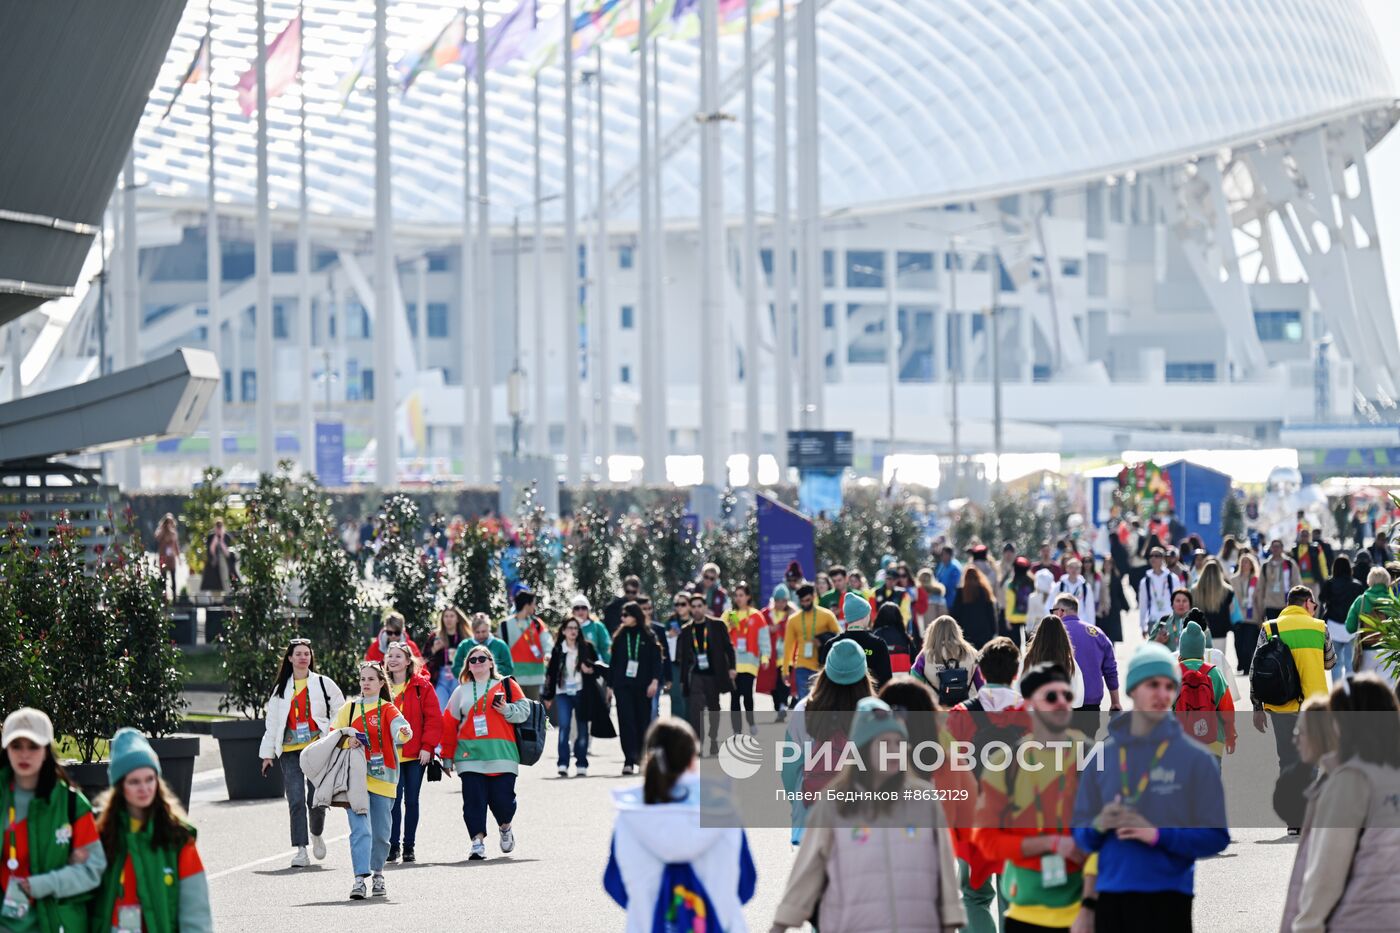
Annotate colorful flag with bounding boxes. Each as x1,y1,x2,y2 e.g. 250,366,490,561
236,13,302,117
334,41,372,111
462,0,537,75
398,9,466,97
160,33,209,121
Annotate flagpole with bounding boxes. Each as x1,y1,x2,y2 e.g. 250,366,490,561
475,0,495,483
254,0,275,475
636,0,657,484
531,2,547,460
772,0,792,473
206,7,224,469
742,0,759,486
121,152,142,489
594,45,611,479
650,34,667,484
698,0,726,488
563,0,582,486
582,63,594,472
297,1,314,475
796,0,821,431
461,7,476,483
373,0,397,488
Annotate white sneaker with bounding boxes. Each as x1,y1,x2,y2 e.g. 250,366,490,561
349,877,368,900
575,767,587,777
371,873,387,897
311,835,326,861
290,847,309,868
469,840,486,860
749,724,759,736
557,766,569,777
499,827,516,854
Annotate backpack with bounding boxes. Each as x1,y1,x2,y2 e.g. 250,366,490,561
963,700,1026,781
652,862,722,933
1250,622,1303,707
505,677,548,766
1174,664,1219,744
934,662,972,707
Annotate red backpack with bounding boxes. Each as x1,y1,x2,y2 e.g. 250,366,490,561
1175,663,1219,745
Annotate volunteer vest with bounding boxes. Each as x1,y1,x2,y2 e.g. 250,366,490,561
94,820,196,933
447,678,520,765
508,617,545,668
349,699,404,780
0,777,93,933
727,610,765,657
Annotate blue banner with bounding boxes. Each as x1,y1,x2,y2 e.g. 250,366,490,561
757,494,814,605
799,470,844,518
315,421,345,487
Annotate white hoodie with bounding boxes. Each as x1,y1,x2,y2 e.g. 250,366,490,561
1026,568,1056,637
605,774,755,932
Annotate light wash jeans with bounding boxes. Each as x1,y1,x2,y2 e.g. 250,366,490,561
435,672,458,711
1331,639,1355,682
347,793,393,876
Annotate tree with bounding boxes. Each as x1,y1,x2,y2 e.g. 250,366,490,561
180,466,245,575
567,503,616,611
449,521,507,618
0,518,54,718
515,491,562,625
301,537,363,692
220,501,289,719
1220,491,1245,542
373,494,434,638
615,516,662,603
650,502,700,593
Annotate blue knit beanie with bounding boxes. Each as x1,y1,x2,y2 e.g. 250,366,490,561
108,728,161,786
842,593,871,626
1124,641,1182,695
772,583,791,602
824,639,869,685
848,696,908,750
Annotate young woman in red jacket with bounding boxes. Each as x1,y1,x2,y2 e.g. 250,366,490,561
383,643,443,864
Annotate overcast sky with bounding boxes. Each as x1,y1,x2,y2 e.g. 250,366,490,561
1362,0,1400,321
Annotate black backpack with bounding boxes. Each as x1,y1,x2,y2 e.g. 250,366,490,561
934,662,972,707
505,677,548,766
1250,621,1302,706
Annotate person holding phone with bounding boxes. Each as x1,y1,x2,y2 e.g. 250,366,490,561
441,644,533,860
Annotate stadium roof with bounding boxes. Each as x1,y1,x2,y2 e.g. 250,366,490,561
137,0,1399,229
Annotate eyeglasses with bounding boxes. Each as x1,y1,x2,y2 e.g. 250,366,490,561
467,655,492,665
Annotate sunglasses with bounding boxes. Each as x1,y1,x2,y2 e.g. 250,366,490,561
288,638,312,647
703,574,717,582
467,655,492,665
673,602,687,608
573,606,589,612
1039,689,1074,704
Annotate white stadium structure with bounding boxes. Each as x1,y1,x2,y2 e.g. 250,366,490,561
4,0,1399,488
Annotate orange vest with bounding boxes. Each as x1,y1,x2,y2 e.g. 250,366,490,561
348,698,403,778
508,617,545,667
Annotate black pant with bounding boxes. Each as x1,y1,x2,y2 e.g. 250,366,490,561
687,674,723,747
770,673,790,713
614,682,652,768
1233,622,1260,674
1006,917,1068,933
1095,891,1192,933
730,673,756,733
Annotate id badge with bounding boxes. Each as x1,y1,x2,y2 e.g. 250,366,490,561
367,753,386,778
625,659,639,678
531,643,541,658
1040,853,1068,888
1,879,28,921
472,714,489,737
696,653,710,672
294,721,311,743
116,905,142,933
803,642,814,659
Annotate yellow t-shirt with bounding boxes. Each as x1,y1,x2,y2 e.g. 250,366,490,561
390,681,413,763
331,697,409,798
280,679,317,753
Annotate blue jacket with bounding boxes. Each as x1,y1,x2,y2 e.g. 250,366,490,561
935,559,964,595
1071,713,1229,895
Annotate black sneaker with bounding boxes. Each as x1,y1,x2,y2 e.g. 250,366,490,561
386,844,400,864
401,847,415,863
709,740,720,757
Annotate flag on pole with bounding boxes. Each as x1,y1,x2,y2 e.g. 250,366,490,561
160,33,210,121
462,0,537,75
236,13,303,117
335,41,373,110
398,9,466,96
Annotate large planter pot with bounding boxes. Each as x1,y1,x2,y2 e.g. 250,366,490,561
63,761,110,805
170,609,196,646
203,607,232,646
149,735,201,811
210,719,283,800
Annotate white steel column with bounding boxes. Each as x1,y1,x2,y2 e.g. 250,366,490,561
885,247,896,455
594,47,612,475
206,7,223,468
699,0,728,487
460,31,476,480
772,0,792,471
795,0,821,430
531,19,547,458
297,4,314,473
475,0,494,482
414,256,428,370
254,0,274,474
7,325,20,401
637,0,659,483
372,0,396,487
650,42,667,481
742,0,759,485
563,0,581,484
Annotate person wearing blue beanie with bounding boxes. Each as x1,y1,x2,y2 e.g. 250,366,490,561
107,727,161,786
1071,642,1228,932
819,599,893,689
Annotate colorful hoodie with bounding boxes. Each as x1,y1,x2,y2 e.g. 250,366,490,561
724,608,772,676
1071,714,1229,895
604,775,756,933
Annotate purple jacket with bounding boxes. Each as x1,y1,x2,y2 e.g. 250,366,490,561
1063,614,1118,705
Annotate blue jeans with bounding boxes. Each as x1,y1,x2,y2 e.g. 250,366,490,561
1332,639,1355,681
435,672,458,711
460,771,517,840
793,667,814,701
347,793,393,876
555,691,589,770
390,760,424,848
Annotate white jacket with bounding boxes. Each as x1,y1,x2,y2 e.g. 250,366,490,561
298,728,369,815
259,671,346,760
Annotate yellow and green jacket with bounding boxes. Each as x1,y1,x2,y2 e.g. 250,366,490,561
1257,605,1333,713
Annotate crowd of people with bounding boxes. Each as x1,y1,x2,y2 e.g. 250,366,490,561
8,519,1400,931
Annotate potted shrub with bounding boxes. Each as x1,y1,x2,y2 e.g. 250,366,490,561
104,517,199,809
213,501,289,800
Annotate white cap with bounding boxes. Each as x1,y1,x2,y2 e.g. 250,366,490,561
571,594,591,610
2,708,54,749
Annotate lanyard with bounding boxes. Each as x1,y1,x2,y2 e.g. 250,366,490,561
802,609,814,643
470,677,497,717
625,632,640,661
693,623,707,654
1118,739,1171,806
5,802,16,872
358,699,378,756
